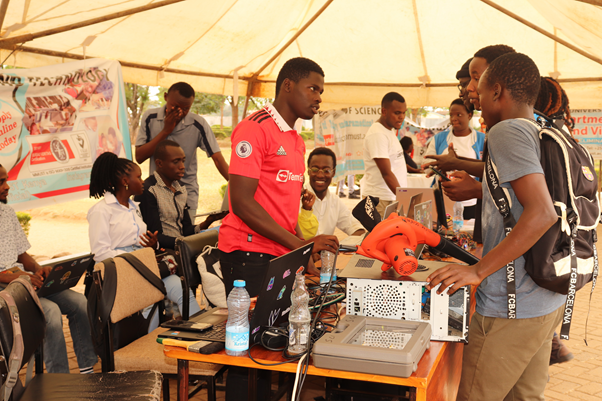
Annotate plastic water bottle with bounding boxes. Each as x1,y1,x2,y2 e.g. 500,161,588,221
288,274,311,355
225,280,250,356
453,201,464,235
320,250,336,285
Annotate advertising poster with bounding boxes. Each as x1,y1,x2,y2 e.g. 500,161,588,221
0,58,130,210
571,109,602,160
313,106,445,180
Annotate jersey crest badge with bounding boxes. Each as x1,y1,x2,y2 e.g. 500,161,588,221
236,141,252,158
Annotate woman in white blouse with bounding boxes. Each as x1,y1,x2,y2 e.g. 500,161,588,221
87,152,200,330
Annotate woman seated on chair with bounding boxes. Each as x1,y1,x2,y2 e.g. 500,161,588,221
86,152,201,331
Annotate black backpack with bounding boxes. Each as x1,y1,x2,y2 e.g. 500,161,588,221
485,116,600,340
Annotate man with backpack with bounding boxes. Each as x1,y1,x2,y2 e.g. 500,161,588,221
426,53,567,400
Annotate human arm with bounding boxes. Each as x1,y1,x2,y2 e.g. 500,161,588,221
374,158,401,195
135,106,182,163
1,253,45,288
198,211,228,231
422,143,485,178
426,172,557,295
211,152,229,181
230,174,338,253
336,197,365,236
440,171,483,201
88,205,124,262
406,164,423,174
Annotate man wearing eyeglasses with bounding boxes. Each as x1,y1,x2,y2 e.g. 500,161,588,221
456,58,475,113
298,147,365,240
360,92,408,218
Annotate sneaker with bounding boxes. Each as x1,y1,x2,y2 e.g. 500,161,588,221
550,332,574,365
349,192,360,199
339,193,346,198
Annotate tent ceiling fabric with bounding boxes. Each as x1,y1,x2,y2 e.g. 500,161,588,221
0,0,601,109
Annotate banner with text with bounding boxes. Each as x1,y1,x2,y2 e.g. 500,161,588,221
313,106,446,180
0,58,130,210
571,109,602,160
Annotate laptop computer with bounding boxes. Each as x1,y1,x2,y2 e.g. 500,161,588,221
36,253,95,297
158,243,314,344
195,185,229,217
381,201,399,221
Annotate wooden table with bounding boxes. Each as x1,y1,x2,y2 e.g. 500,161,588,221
165,334,463,401
166,245,481,400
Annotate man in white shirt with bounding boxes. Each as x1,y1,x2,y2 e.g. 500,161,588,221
298,147,365,239
360,92,408,217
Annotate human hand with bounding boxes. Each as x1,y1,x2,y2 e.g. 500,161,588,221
441,171,482,201
301,189,315,211
425,263,482,295
307,258,320,276
164,106,183,132
140,231,159,249
310,234,339,254
422,144,459,173
36,266,53,279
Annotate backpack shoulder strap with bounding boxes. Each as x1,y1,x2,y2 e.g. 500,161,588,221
116,253,166,295
485,153,518,319
0,290,23,401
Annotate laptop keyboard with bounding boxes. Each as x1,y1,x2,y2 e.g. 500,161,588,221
199,311,254,342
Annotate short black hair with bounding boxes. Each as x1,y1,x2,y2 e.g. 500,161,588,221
400,136,414,152
456,58,472,80
307,147,336,169
381,92,406,109
167,82,195,98
534,76,574,129
474,45,516,64
275,57,324,97
89,152,136,198
483,52,540,106
154,139,182,161
450,98,472,115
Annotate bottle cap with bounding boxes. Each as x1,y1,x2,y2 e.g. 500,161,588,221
233,280,246,288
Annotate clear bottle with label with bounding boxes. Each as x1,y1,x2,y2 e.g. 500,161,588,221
225,280,251,356
288,274,311,355
320,250,337,285
453,201,464,236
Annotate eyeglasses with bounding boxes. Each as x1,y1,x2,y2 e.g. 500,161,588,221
308,167,334,175
457,83,469,91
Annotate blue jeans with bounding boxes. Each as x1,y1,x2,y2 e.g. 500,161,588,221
147,274,201,331
40,289,98,373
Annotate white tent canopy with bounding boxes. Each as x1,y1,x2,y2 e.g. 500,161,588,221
0,0,601,110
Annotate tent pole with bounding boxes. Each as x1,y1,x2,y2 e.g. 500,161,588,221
0,0,9,34
575,0,602,5
480,0,602,66
241,80,254,121
0,0,185,47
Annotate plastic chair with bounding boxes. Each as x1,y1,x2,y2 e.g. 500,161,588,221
0,278,162,401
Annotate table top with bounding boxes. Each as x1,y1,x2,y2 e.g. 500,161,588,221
164,339,461,388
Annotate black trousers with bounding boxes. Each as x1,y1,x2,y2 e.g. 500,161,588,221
220,250,276,401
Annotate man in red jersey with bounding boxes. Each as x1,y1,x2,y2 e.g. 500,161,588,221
219,57,338,298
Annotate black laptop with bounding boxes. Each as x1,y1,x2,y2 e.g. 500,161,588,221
158,243,314,344
36,253,95,297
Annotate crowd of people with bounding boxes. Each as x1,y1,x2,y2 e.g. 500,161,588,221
0,45,582,400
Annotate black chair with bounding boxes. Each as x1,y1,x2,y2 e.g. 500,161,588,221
0,278,162,401
89,248,225,401
175,230,219,319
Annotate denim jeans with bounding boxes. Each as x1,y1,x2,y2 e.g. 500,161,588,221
40,289,98,373
146,274,202,332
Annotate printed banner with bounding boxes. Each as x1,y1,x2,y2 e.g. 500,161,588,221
0,58,130,210
313,106,446,180
571,109,602,160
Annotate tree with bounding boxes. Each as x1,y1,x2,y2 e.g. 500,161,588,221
124,83,152,142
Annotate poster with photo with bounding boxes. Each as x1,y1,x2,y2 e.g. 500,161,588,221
0,58,130,210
